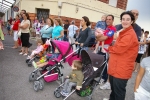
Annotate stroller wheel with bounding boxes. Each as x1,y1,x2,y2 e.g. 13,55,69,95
29,72,38,82
54,90,61,98
33,81,40,92
39,79,44,90
26,59,30,63
28,63,32,67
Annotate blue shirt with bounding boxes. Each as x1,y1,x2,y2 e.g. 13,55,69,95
52,25,63,39
40,25,53,38
95,21,106,30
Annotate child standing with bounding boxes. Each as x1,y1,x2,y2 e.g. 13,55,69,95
27,39,43,59
61,60,84,96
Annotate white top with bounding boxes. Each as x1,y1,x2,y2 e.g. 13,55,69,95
20,20,30,33
68,25,78,38
138,37,146,54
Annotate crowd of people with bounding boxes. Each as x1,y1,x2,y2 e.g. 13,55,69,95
0,8,150,100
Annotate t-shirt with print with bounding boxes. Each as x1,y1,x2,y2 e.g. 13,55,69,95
20,20,30,33
99,25,116,51
52,25,63,39
140,57,150,92
138,37,145,54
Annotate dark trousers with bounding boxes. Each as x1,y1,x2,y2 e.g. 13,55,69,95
97,51,108,82
109,75,128,100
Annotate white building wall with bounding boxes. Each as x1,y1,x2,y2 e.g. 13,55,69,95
16,0,125,24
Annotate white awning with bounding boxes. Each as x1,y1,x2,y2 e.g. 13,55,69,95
0,0,15,13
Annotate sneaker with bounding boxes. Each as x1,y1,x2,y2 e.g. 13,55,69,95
100,82,111,90
32,61,38,68
19,52,24,55
61,91,69,97
99,79,105,85
23,53,28,56
103,98,109,100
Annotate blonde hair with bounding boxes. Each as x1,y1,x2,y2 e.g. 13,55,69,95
54,18,63,27
36,39,43,45
73,60,82,70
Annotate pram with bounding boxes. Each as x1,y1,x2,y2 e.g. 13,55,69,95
29,40,81,92
26,41,50,67
54,50,108,100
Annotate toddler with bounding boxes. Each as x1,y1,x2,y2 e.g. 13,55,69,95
95,15,107,53
32,48,60,68
27,39,43,59
61,60,84,96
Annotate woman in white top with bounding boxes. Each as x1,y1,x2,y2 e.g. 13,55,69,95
19,13,30,56
134,29,146,72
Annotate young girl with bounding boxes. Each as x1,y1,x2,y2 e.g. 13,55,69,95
34,19,41,38
61,60,84,97
134,44,150,100
32,47,60,68
27,39,43,59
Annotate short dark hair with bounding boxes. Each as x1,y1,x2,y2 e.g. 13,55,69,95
21,9,26,14
141,29,144,32
106,14,114,20
82,16,91,26
120,11,135,26
145,31,149,34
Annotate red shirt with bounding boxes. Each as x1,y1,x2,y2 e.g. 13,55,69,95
99,25,116,45
12,20,20,31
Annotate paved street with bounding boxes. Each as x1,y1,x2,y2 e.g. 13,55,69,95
0,29,136,100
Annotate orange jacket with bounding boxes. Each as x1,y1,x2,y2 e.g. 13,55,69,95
108,26,139,79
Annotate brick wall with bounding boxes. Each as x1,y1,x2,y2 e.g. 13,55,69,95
117,0,128,10
28,13,96,29
98,0,128,10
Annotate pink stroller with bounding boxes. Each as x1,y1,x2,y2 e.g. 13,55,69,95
29,40,81,92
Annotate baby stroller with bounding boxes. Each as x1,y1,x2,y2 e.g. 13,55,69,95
29,40,81,92
54,50,108,100
26,42,50,67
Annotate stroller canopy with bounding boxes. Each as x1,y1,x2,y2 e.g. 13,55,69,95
81,50,104,68
51,40,73,61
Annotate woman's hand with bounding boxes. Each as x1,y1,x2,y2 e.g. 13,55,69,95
75,42,80,45
80,43,83,47
76,86,81,90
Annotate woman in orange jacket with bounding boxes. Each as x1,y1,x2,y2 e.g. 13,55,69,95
107,11,139,100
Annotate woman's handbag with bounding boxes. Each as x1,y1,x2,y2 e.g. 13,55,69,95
17,30,21,37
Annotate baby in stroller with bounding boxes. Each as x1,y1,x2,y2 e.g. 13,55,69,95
32,48,60,68
61,60,84,97
27,39,43,59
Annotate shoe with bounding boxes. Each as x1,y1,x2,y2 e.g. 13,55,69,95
19,52,24,55
32,61,38,69
23,53,28,56
100,82,111,90
103,98,109,100
99,79,105,85
61,91,69,97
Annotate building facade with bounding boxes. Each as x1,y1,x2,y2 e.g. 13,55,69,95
5,0,128,28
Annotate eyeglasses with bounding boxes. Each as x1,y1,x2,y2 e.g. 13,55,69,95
132,12,139,16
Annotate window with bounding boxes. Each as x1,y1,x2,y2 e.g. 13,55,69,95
109,0,118,7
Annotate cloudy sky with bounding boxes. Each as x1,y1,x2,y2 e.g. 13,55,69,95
127,0,150,32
